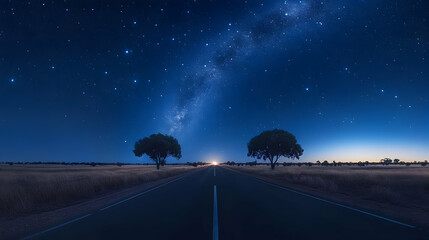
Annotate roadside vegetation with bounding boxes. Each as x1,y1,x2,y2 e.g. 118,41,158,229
226,162,429,229
133,133,182,169
0,164,197,218
247,129,303,169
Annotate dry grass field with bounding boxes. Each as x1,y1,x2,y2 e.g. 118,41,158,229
228,164,429,228
0,164,197,218
229,165,429,204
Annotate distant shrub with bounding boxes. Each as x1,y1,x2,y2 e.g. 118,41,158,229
245,161,257,166
380,158,393,165
321,160,329,166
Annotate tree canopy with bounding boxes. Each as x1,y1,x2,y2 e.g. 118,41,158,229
247,129,303,169
133,133,181,169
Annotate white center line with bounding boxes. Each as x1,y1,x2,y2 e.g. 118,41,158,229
213,185,219,240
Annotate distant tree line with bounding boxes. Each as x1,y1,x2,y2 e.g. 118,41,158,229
185,162,209,167
222,160,428,167
0,162,192,167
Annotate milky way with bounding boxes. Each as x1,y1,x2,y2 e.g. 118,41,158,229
168,0,330,134
2,0,428,163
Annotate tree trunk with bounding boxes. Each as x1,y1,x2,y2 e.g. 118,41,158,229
156,160,160,170
273,155,279,170
270,157,275,170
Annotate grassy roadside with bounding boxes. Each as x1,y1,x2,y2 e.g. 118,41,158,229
225,165,429,231
0,164,198,218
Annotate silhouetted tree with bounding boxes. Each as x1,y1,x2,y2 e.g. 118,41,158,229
421,160,428,167
133,133,181,169
394,158,400,164
380,158,393,165
247,129,303,169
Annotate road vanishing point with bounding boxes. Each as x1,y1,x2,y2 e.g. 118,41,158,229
24,166,426,240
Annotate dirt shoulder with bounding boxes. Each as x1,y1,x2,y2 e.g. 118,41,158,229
0,168,200,240
224,166,429,232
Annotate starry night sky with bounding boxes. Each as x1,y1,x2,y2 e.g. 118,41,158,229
1,0,428,163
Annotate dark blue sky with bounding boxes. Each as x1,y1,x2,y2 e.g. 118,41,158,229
1,0,428,163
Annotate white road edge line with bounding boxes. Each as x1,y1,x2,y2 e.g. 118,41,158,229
100,175,186,211
21,214,91,240
22,175,187,239
255,178,416,229
213,185,219,240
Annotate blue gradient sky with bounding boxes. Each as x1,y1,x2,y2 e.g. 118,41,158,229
0,0,428,163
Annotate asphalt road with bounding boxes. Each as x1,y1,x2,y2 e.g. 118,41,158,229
26,166,426,240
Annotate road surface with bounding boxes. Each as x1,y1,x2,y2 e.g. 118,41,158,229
25,166,426,240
